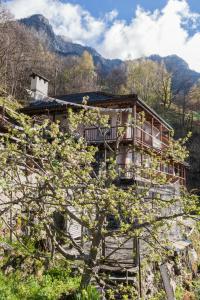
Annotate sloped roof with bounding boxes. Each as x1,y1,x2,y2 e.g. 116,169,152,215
28,92,118,109
22,91,172,130
56,91,118,103
28,99,60,108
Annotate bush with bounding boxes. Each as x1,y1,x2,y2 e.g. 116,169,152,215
75,286,100,300
193,278,200,299
0,267,80,300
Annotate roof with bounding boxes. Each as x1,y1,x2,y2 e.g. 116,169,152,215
30,73,49,82
27,91,117,109
21,91,131,113
55,91,120,103
56,92,172,129
22,91,172,130
136,97,173,130
27,98,59,109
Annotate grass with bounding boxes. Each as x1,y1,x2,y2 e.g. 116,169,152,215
0,267,80,300
0,265,101,300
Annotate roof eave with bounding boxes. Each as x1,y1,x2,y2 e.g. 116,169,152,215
136,97,173,130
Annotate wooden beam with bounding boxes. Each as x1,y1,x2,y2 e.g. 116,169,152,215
151,117,154,147
132,103,137,164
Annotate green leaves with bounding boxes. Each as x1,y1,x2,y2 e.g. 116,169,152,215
0,95,198,293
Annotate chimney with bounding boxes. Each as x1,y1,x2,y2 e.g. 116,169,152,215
30,73,49,97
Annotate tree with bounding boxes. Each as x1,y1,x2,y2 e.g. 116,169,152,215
125,59,172,109
64,51,98,93
0,4,99,100
0,13,47,99
102,65,127,94
0,4,67,99
0,96,198,294
188,80,200,111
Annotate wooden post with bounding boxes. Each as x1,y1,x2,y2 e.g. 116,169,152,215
160,124,163,148
132,103,137,165
151,117,154,147
184,166,186,186
9,206,13,243
102,236,106,257
133,103,137,143
9,190,13,243
138,238,142,298
53,113,56,122
141,114,144,156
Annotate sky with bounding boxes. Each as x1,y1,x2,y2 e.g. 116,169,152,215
3,0,200,72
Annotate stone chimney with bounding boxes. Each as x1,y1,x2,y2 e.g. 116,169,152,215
30,73,49,97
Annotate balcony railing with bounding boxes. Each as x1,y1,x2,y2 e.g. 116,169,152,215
84,126,169,151
84,127,120,142
117,164,186,185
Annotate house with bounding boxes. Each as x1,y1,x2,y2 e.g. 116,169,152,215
1,73,194,298
21,73,186,188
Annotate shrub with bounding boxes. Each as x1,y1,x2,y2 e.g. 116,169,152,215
0,267,80,300
75,286,100,300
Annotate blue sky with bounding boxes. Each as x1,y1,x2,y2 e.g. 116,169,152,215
64,0,200,21
4,0,200,72
64,0,166,21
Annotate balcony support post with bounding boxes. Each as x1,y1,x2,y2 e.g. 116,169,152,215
133,103,136,143
184,166,186,186
160,124,163,154
132,103,137,165
151,117,154,148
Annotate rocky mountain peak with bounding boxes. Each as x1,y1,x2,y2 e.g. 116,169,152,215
19,14,123,74
20,14,54,39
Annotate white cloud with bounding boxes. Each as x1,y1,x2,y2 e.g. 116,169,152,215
99,0,200,72
3,0,200,72
104,9,118,22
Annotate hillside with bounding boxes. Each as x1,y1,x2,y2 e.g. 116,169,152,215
149,54,200,93
19,14,200,92
19,14,123,74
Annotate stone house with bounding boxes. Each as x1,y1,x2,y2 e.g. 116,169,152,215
22,73,186,187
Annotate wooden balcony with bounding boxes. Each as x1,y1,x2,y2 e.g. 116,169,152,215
84,126,169,152
117,164,186,186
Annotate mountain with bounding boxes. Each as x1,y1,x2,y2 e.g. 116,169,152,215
19,14,123,74
19,14,200,90
149,54,200,93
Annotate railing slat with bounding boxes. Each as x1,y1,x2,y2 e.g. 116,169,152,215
84,126,169,151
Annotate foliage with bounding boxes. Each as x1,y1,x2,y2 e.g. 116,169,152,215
102,65,127,94
125,59,172,109
0,267,80,300
175,285,185,300
107,284,137,300
0,95,21,111
64,51,98,93
75,286,100,300
188,80,200,111
0,96,198,292
193,278,200,299
149,290,166,300
165,131,191,163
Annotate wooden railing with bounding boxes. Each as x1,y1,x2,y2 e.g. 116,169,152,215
84,126,169,151
117,164,186,185
84,126,121,142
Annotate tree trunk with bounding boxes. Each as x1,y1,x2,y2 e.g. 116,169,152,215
81,265,94,287
80,232,102,288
